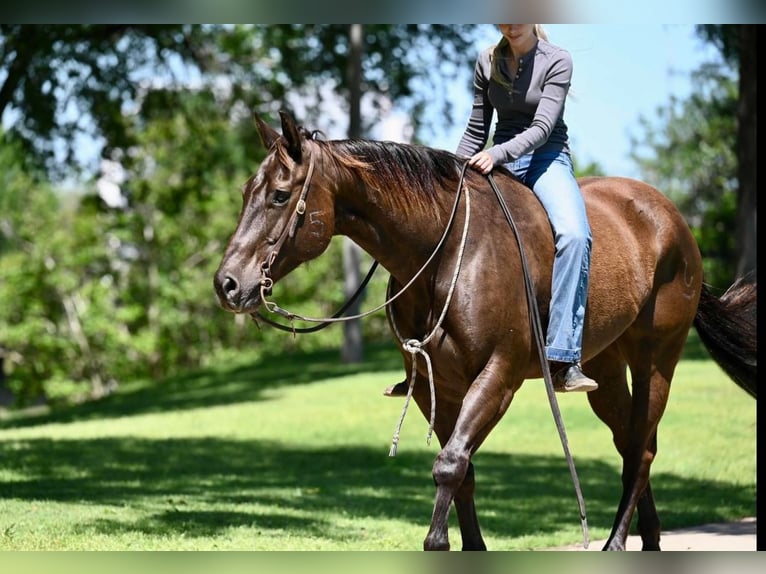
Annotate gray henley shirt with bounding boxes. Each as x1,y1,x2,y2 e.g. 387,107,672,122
456,38,572,164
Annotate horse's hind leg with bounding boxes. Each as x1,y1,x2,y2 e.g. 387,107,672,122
584,350,634,549
587,338,674,551
636,454,661,550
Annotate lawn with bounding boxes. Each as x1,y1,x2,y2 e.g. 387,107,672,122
0,343,756,550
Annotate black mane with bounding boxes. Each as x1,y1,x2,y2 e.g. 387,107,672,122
322,138,464,199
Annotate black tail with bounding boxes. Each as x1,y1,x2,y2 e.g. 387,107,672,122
693,277,757,398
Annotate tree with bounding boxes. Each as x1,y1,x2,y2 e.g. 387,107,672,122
630,25,752,288
1,134,115,404
0,25,232,179
0,25,483,404
253,25,476,137
341,24,365,364
695,25,756,280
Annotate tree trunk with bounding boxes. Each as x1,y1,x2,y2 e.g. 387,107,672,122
0,354,15,408
341,23,365,363
61,292,105,398
736,25,757,280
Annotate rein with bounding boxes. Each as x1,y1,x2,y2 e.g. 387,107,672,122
253,150,380,334
386,162,472,456
255,154,470,332
253,149,588,547
487,172,589,549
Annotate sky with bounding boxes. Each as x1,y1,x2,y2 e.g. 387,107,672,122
545,24,719,177
6,23,724,187
379,24,722,180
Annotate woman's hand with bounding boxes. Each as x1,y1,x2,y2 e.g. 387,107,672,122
467,151,494,174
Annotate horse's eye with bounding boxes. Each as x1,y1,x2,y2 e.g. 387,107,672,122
272,190,291,206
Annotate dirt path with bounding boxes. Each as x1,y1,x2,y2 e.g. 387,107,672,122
552,517,757,551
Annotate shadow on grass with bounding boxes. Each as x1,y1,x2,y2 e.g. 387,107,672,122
2,330,712,431
0,435,754,547
0,343,405,430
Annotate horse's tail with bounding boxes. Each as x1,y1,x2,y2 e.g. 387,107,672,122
693,276,757,398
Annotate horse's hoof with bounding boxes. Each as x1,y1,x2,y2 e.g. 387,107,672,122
423,537,450,551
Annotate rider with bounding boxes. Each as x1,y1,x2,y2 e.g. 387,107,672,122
385,24,596,395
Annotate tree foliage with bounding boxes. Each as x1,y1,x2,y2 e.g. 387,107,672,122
630,26,749,288
1,24,751,408
0,25,228,179
0,25,476,407
631,68,738,286
0,24,478,179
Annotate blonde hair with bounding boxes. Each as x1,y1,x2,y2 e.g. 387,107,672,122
490,25,548,91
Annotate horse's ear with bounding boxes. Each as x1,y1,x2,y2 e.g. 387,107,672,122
278,109,303,164
254,112,280,150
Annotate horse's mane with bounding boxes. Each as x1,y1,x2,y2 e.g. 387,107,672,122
329,138,461,194
308,133,467,211
273,127,518,211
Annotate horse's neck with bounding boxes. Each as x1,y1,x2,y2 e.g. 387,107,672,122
333,168,449,278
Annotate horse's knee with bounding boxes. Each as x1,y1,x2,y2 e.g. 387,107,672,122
432,449,470,490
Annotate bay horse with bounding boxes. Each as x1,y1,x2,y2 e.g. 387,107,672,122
213,110,757,551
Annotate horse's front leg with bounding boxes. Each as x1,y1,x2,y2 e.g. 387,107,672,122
453,461,486,550
421,365,515,551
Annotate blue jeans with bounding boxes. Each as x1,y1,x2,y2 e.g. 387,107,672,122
505,150,592,363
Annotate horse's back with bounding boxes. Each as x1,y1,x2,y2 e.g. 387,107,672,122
577,176,702,355
580,175,702,275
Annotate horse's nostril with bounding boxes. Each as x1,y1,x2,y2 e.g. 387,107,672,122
223,275,239,295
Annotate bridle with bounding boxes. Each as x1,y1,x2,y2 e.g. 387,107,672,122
253,148,469,335
253,148,383,333
257,150,315,305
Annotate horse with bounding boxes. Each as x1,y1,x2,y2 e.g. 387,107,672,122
213,110,757,551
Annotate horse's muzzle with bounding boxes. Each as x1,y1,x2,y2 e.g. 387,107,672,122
213,269,268,313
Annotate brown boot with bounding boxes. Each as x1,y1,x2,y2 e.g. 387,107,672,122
383,380,409,397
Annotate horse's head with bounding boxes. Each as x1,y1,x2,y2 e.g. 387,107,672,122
214,111,335,313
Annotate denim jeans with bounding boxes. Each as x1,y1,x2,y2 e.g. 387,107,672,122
505,150,592,363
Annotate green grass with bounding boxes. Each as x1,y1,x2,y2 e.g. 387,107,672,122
0,342,756,550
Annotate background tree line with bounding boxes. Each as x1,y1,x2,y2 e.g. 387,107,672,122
0,25,756,408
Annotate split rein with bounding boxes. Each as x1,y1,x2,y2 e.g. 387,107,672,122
254,156,589,547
